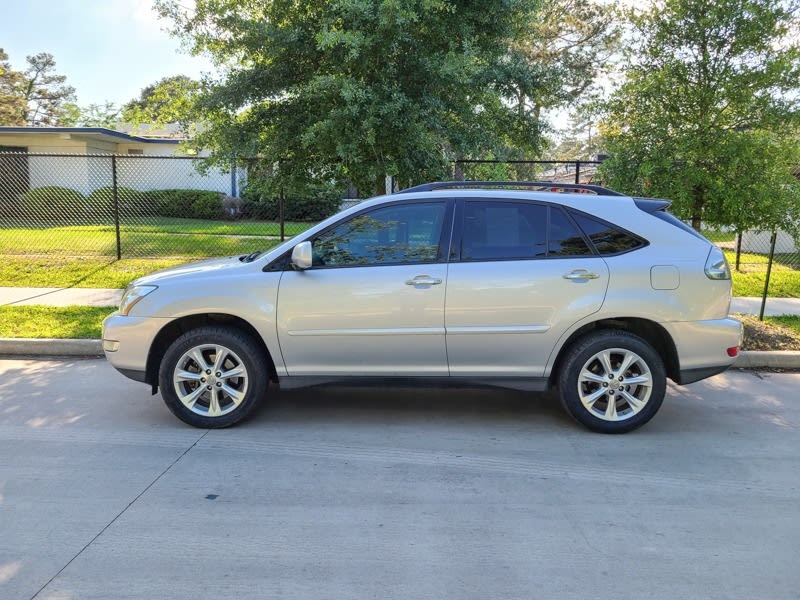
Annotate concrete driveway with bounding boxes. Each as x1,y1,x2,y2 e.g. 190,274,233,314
0,359,798,600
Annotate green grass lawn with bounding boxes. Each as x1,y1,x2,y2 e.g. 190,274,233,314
724,250,800,297
767,315,800,334
0,257,194,288
0,217,309,257
0,305,115,338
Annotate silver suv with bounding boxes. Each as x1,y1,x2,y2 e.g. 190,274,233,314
102,181,742,433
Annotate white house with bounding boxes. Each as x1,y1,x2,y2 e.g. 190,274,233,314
0,126,241,198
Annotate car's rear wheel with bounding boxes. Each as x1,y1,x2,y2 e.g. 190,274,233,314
558,330,666,433
159,326,268,428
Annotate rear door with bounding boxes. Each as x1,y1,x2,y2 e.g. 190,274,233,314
444,199,610,377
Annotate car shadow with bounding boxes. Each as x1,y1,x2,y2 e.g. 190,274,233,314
245,383,574,430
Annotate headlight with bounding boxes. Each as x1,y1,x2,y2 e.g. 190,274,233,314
119,285,158,316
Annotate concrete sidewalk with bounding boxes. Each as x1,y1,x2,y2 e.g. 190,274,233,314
2,286,800,315
0,287,123,307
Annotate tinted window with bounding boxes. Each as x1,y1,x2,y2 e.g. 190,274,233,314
312,202,446,267
462,201,547,261
548,208,592,256
570,211,645,255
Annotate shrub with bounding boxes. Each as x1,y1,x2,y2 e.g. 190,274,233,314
87,186,153,220
241,179,343,222
150,189,224,220
21,187,87,222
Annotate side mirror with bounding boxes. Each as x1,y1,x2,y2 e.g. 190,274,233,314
291,241,313,270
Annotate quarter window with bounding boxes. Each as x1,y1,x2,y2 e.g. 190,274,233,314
312,202,446,267
570,211,645,255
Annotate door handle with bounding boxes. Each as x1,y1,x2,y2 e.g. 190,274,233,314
406,276,443,286
563,269,600,280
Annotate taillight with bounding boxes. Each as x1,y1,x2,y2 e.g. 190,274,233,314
705,246,731,280
727,346,739,357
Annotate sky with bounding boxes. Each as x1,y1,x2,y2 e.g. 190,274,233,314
0,0,213,108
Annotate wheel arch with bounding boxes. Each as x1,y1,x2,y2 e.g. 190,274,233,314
548,317,679,386
145,313,278,393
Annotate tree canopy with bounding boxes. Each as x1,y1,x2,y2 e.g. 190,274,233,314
121,75,199,128
0,50,75,126
598,0,800,233
0,48,26,125
155,0,551,193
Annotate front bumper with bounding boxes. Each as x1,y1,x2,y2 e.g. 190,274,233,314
661,317,743,384
102,313,172,383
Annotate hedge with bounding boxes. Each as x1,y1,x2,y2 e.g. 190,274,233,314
241,180,342,222
87,186,153,219
149,189,224,220
20,186,87,222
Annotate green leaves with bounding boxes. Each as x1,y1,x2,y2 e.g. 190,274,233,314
0,49,75,126
600,0,800,232
156,0,546,193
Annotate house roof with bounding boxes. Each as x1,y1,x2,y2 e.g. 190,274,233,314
0,126,180,145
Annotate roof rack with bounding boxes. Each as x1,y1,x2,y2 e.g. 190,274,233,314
397,181,625,196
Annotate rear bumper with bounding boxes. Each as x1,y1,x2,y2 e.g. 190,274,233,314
676,364,733,385
662,317,743,384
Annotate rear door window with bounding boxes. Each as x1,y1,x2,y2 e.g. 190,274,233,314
462,201,547,261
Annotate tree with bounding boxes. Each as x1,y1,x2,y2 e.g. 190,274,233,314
21,52,76,126
513,0,620,122
547,107,606,160
598,0,800,233
0,48,26,125
79,102,121,128
121,75,199,128
56,102,81,126
155,0,545,194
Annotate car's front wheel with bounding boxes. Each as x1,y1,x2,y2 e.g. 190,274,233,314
158,326,268,428
558,330,666,433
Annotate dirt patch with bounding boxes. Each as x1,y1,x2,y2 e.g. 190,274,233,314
737,314,800,351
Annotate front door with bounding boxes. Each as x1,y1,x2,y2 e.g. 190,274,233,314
277,200,452,376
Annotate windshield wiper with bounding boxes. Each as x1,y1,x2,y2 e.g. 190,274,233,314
240,251,263,263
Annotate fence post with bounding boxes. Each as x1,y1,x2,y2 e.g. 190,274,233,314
758,229,778,321
279,186,285,242
230,155,238,197
735,231,742,271
454,161,465,181
111,155,122,260
574,160,581,184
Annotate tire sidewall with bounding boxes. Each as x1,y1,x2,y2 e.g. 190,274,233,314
159,327,268,428
558,331,666,434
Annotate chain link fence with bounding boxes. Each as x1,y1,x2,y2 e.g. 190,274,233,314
0,153,340,260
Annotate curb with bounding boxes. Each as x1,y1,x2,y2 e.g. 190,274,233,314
0,338,103,357
1,339,799,370
734,351,800,369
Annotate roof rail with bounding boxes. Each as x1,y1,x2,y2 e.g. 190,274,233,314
397,180,625,196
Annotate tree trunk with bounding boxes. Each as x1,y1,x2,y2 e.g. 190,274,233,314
691,185,705,232
375,174,386,197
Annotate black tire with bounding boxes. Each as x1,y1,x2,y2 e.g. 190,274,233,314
557,330,666,434
158,326,269,428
